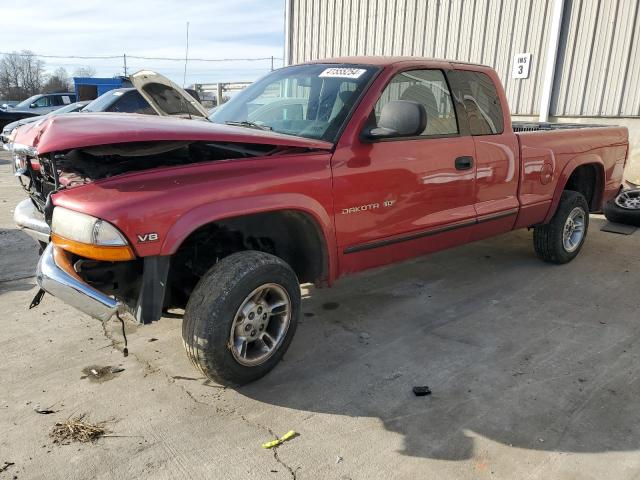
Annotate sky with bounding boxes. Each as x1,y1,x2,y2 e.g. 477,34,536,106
1,0,285,85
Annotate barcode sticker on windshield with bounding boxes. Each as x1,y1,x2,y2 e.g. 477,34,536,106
319,68,367,79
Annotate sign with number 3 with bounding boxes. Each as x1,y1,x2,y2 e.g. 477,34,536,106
512,53,531,79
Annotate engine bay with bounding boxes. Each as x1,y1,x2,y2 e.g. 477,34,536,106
18,140,286,214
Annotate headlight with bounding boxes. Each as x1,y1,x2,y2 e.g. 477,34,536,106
51,207,135,261
12,150,28,175
10,143,36,174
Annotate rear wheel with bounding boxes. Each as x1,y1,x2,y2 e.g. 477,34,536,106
603,189,640,227
182,251,300,386
533,190,589,264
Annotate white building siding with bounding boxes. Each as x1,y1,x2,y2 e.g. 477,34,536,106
287,0,640,117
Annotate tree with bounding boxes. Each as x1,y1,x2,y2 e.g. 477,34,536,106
73,66,96,78
0,50,45,99
42,67,70,93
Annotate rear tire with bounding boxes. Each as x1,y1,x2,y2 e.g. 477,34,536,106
533,190,589,264
603,189,640,227
182,251,300,386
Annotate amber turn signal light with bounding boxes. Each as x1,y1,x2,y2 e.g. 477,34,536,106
51,233,135,262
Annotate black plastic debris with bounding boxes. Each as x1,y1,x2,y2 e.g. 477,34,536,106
29,288,46,309
34,404,58,414
412,386,432,397
116,312,129,357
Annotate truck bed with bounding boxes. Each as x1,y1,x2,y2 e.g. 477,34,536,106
512,121,606,132
514,124,628,228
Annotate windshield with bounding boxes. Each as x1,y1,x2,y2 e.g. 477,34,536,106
209,64,379,142
47,102,85,116
82,90,125,112
14,95,42,109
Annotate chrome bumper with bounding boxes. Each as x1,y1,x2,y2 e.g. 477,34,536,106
36,243,125,322
14,198,50,243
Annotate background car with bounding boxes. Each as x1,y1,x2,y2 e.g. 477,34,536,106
4,87,163,147
0,100,19,110
0,92,76,129
80,87,157,115
1,101,90,146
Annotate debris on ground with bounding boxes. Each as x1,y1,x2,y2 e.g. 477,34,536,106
81,365,124,383
261,430,297,449
148,338,158,342
336,455,343,464
50,415,108,444
34,404,58,415
0,462,14,473
412,386,432,397
322,302,340,311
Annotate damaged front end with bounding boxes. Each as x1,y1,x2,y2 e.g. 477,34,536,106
13,137,323,326
10,99,333,326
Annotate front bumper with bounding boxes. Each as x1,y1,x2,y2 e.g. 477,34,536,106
36,243,125,321
14,198,50,243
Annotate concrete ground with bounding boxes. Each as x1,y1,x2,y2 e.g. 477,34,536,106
1,150,640,480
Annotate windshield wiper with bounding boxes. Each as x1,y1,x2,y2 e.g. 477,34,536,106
225,120,272,131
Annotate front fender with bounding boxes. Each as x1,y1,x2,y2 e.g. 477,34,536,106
160,192,338,283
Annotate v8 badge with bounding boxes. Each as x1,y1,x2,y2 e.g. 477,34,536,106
137,232,159,243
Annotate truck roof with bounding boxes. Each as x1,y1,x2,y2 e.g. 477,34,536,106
303,55,491,69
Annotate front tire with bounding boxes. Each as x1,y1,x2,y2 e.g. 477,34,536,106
533,190,589,264
182,251,300,386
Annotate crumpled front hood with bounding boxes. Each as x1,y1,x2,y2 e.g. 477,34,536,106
12,112,334,155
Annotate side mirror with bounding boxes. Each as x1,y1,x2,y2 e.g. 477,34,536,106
366,100,426,139
29,103,37,108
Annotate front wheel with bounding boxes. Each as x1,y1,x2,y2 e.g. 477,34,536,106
182,251,300,386
533,190,590,264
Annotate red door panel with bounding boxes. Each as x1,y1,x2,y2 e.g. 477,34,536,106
473,133,520,218
331,135,476,273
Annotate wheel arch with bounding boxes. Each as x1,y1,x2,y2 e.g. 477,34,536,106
161,193,336,288
544,154,605,223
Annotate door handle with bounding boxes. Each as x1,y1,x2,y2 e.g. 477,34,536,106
455,156,474,170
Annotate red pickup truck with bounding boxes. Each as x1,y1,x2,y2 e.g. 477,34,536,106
11,58,628,385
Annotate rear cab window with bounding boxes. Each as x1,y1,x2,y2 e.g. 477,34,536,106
448,70,504,135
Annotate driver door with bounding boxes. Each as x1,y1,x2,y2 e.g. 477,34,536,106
331,69,477,274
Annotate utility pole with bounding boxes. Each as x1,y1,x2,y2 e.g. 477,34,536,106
216,83,224,107
271,56,274,71
183,21,190,88
123,54,128,76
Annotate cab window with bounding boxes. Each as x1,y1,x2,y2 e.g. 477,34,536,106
32,97,50,107
374,69,458,136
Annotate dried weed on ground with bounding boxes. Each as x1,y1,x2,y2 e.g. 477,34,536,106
50,415,108,444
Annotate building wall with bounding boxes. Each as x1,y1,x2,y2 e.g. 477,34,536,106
552,0,640,117
286,0,640,182
288,0,555,115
